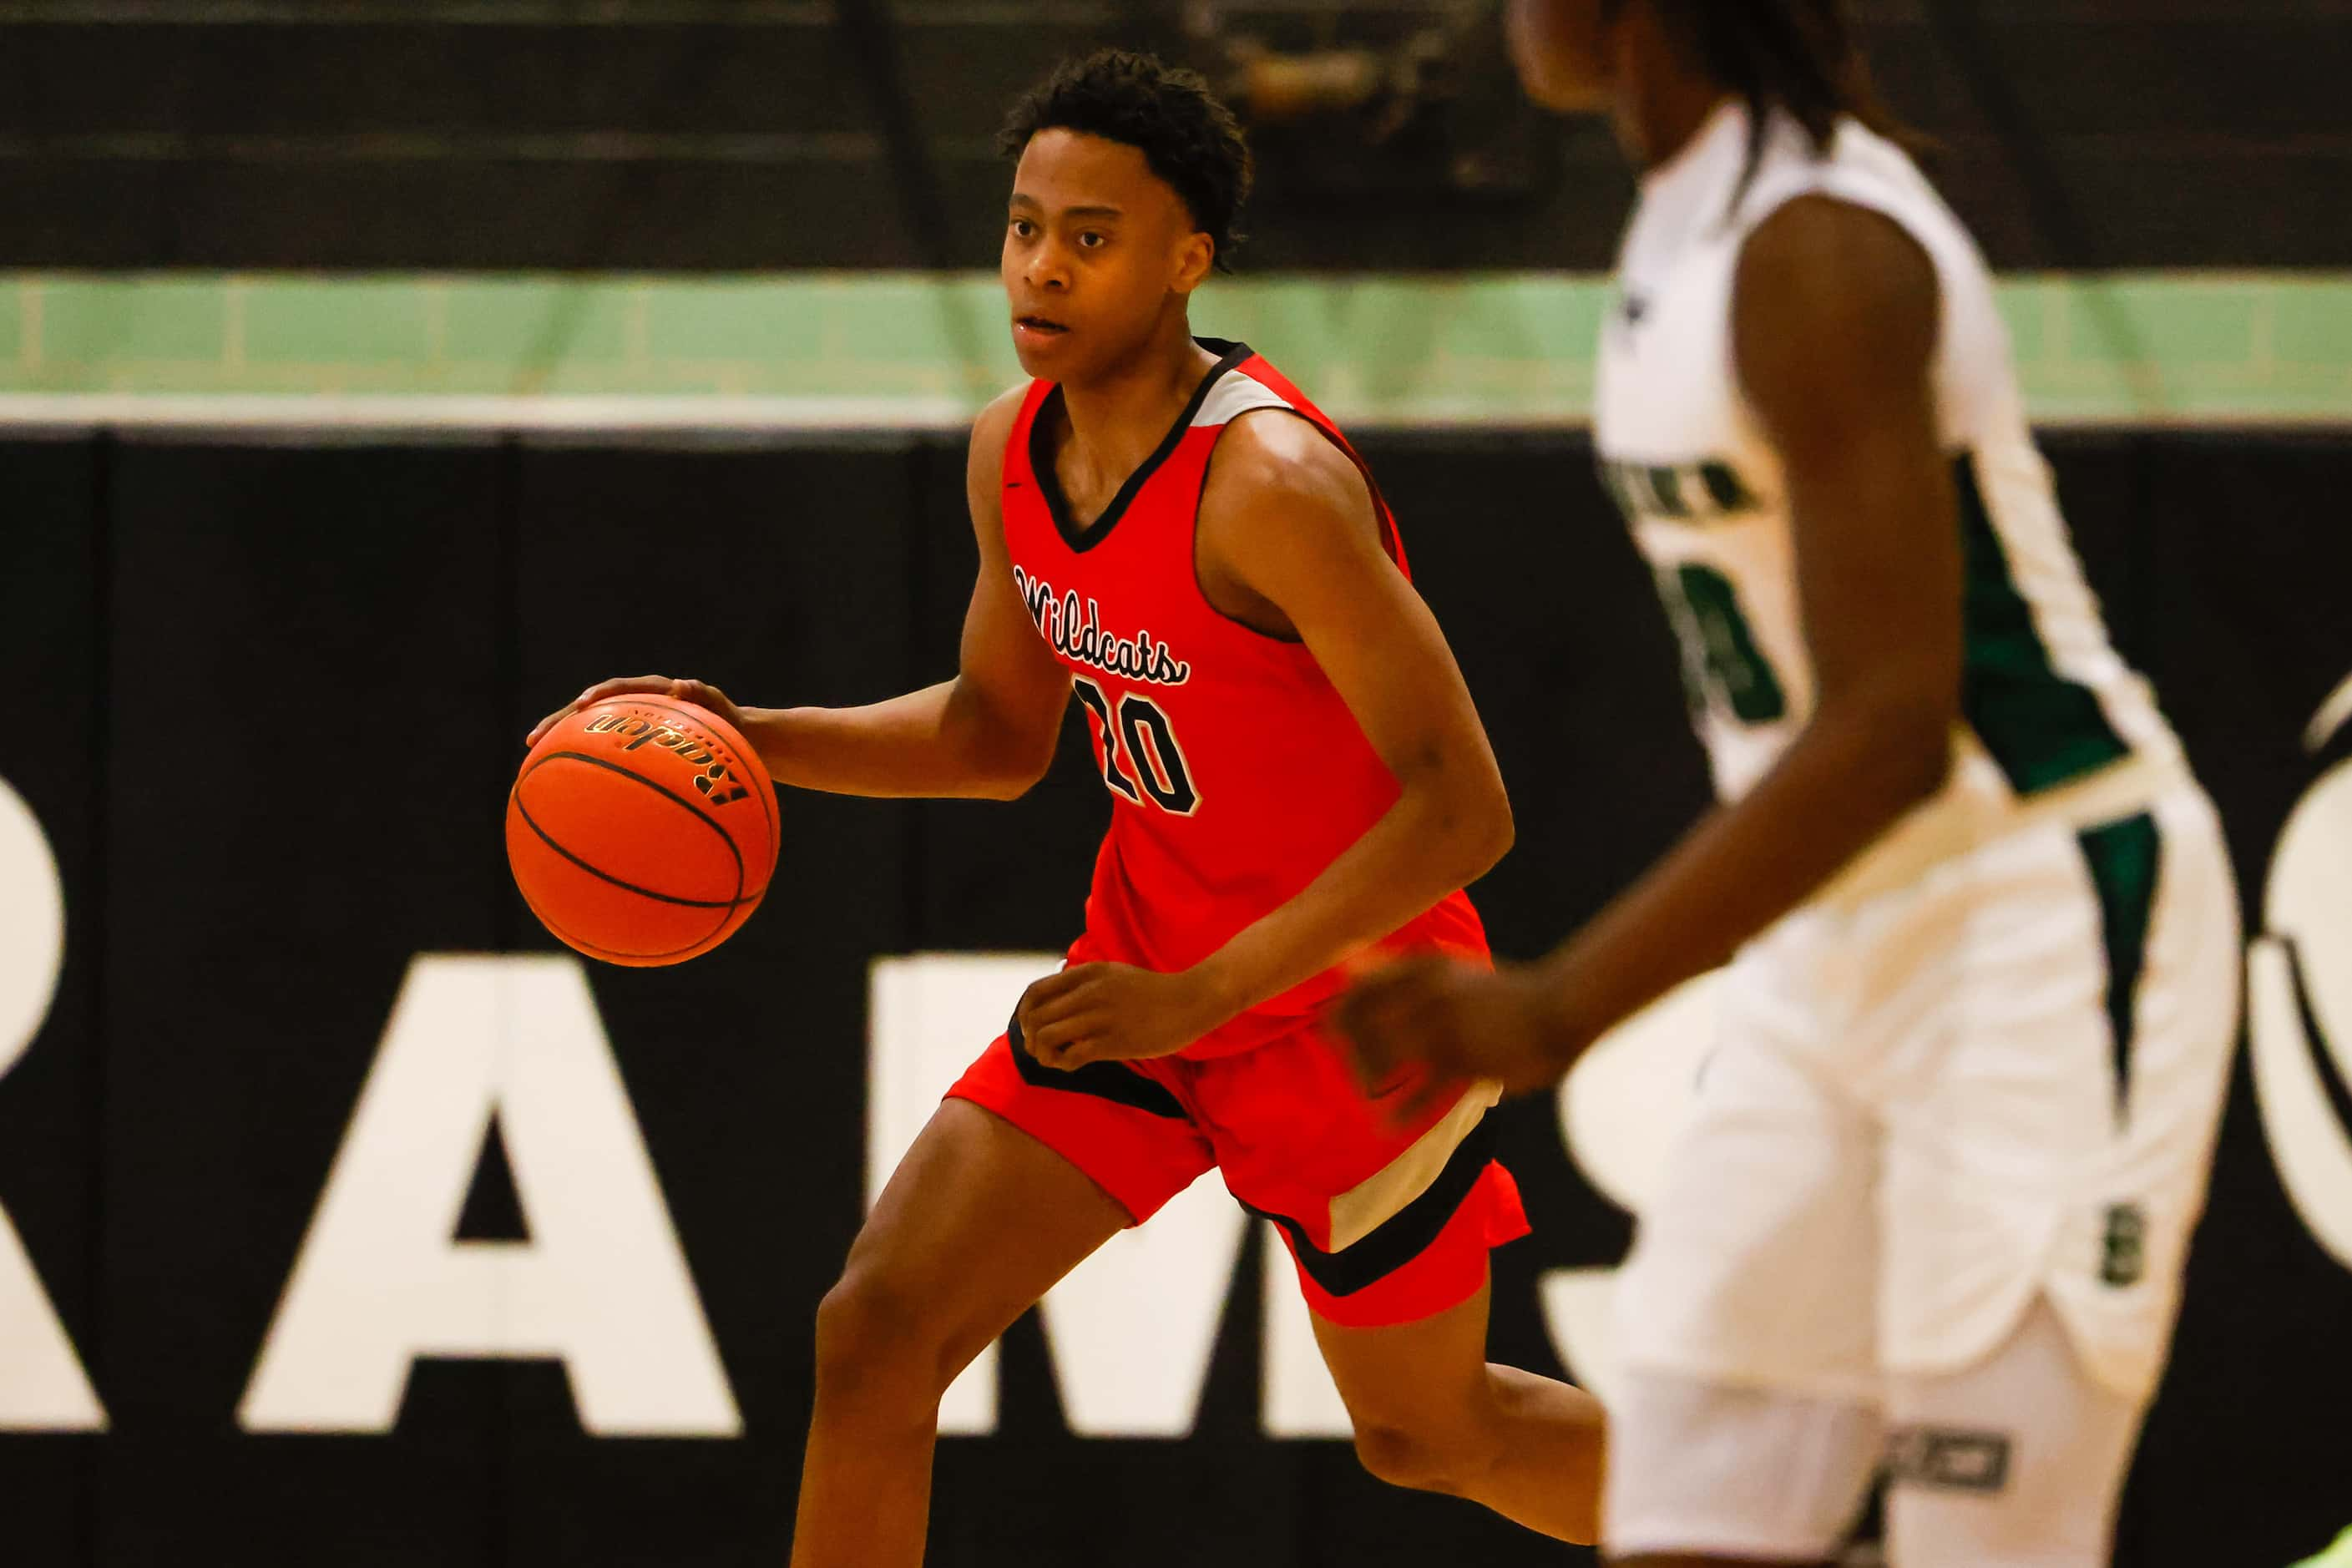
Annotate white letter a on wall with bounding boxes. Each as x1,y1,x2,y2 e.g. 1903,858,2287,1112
240,954,740,1435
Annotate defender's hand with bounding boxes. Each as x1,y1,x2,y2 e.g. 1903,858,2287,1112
1016,964,1227,1070
526,675,747,749
1337,955,1581,1111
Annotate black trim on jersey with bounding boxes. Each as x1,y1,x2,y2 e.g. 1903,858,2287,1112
1030,337,1254,554
1247,1117,1499,1298
1007,1013,1191,1120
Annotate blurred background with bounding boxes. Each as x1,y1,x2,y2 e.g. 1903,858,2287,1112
0,2,2347,1565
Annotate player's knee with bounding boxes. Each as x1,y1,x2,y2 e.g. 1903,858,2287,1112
1351,1419,1475,1497
812,1263,957,1403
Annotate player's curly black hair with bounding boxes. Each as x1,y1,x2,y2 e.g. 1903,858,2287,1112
997,48,1253,272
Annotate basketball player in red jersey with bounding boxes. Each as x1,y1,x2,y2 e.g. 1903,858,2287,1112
528,48,1604,1568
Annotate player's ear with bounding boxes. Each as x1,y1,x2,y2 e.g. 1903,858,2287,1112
1171,230,1215,295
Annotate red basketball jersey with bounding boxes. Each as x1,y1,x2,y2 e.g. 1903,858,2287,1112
1000,338,1490,1060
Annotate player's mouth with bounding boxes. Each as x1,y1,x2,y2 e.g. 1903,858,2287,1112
1013,315,1071,349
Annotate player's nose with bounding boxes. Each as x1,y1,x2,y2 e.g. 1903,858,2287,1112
1024,241,1073,290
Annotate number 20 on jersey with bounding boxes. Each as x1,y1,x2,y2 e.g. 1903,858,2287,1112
1073,675,1199,815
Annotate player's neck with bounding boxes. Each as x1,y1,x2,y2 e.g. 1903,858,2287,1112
1055,315,1220,479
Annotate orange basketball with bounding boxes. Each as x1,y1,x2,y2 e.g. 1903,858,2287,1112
506,695,778,967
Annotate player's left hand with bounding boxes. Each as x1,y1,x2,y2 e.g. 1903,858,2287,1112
1015,963,1226,1070
1336,954,1578,1109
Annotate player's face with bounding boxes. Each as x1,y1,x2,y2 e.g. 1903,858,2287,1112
1003,129,1212,380
1506,0,1616,112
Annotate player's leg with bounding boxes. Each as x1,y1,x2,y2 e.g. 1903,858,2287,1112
1602,1368,1883,1567
1204,1029,1606,1540
1309,1273,1606,1542
1881,1299,2144,1568
791,1099,1125,1568
1878,789,2239,1566
792,1035,1215,1568
1598,948,1886,1565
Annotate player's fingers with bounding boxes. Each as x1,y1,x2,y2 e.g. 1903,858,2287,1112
1055,1018,1142,1068
1338,953,1450,1025
1397,991,1474,1062
1333,977,1389,1050
1354,987,1474,1100
1012,975,1055,1033
1334,974,1431,1084
1026,1020,1105,1070
579,675,676,707
1380,1073,1452,1132
1030,1006,1113,1055
1019,981,1107,1035
525,706,572,747
1021,967,1097,1014
529,675,675,746
1333,1005,1400,1090
1016,999,1072,1055
1011,988,1048,1041
670,679,740,723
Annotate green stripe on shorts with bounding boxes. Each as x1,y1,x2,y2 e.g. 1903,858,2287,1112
2078,811,2162,1129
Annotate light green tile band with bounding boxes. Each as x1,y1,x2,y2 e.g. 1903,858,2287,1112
3,271,2345,428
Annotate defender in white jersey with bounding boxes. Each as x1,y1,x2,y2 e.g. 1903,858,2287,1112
1341,3,2239,1565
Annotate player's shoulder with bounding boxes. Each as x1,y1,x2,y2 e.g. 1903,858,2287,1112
965,381,1036,493
1201,404,1368,524
1736,195,1940,342
969,381,1034,458
1732,193,1940,413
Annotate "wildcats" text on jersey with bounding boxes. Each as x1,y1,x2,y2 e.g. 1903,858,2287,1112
1013,565,1192,687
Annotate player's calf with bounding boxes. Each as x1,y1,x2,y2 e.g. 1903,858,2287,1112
1318,1290,1605,1544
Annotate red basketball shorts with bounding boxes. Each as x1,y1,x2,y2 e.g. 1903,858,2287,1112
948,1017,1529,1329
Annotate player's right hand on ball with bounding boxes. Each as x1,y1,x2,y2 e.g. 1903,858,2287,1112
526,675,748,749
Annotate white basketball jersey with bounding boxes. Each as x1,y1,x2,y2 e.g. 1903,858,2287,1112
1596,101,2185,897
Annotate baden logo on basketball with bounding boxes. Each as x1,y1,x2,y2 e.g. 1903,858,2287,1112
579,712,751,804
2247,670,2352,1275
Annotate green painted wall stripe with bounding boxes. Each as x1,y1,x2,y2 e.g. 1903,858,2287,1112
3,271,2346,427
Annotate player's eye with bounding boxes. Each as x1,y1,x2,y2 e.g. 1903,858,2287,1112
1009,218,1035,240
1078,231,1106,249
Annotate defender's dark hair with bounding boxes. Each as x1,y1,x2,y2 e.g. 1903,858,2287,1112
1631,0,1919,180
998,48,1253,271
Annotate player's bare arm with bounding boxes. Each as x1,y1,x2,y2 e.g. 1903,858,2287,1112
1017,412,1515,1070
1340,194,1960,1094
526,385,1073,802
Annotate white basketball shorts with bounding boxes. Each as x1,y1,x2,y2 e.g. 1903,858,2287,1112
1611,783,2240,1404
